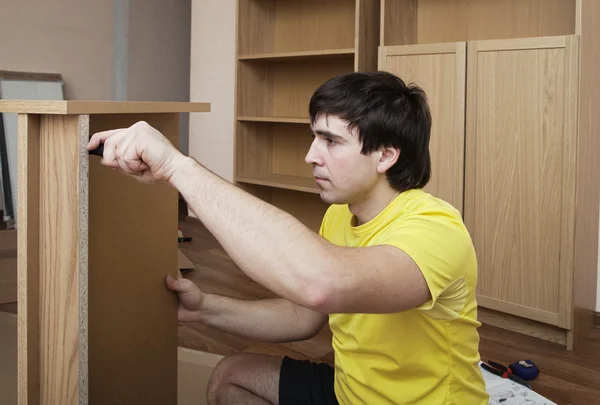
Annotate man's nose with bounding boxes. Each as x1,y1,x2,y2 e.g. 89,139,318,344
305,140,322,165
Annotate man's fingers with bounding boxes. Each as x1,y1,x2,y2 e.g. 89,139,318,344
165,274,195,293
88,128,125,150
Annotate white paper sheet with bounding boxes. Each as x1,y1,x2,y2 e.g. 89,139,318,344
480,363,556,405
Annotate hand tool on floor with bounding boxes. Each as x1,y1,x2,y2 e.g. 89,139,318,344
481,360,532,389
509,360,539,381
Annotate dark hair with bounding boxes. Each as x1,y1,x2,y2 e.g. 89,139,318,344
308,71,432,192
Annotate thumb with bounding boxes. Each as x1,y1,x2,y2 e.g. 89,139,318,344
165,274,196,293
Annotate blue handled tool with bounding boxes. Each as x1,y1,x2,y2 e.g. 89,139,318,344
509,360,539,381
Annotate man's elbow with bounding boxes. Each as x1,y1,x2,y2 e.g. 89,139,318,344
302,281,335,313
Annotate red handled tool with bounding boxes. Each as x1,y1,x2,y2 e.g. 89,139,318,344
481,360,532,389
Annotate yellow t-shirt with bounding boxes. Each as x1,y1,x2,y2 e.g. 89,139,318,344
319,189,489,405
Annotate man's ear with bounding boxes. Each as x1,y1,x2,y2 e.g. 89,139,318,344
376,146,400,174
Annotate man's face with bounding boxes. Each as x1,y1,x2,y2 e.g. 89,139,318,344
305,114,383,205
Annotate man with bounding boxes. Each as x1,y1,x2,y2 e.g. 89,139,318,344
88,71,489,404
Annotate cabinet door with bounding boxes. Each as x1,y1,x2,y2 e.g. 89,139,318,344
379,42,466,213
465,36,579,328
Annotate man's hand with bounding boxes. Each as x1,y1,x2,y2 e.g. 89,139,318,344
87,121,186,183
165,273,205,322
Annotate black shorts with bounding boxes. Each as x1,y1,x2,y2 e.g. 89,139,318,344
279,356,339,405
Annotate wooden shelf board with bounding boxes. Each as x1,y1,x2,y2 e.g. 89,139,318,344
237,116,311,124
238,49,355,62
236,175,320,194
0,100,211,115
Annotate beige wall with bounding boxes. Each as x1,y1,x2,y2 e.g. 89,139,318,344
189,0,236,182
0,0,114,100
128,0,192,153
0,0,192,151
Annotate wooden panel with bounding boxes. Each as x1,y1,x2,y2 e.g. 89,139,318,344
235,121,274,180
87,113,179,405
237,58,354,119
355,0,380,71
478,307,567,347
416,0,576,44
237,0,355,55
465,37,578,325
273,0,355,53
237,0,275,56
381,0,418,46
271,124,313,179
379,42,466,213
572,0,600,348
0,101,210,115
25,114,87,405
0,257,17,304
271,189,328,232
17,113,41,405
271,58,354,118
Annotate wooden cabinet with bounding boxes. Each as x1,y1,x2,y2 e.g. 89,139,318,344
378,42,466,213
234,0,379,232
465,36,579,330
379,0,600,350
0,101,210,404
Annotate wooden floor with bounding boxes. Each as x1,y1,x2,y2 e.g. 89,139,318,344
176,217,600,405
1,216,599,404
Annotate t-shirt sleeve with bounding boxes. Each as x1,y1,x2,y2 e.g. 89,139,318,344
380,209,474,312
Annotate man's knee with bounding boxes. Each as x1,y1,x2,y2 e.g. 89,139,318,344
207,354,240,402
206,353,282,404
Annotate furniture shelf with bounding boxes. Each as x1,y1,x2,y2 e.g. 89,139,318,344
235,0,379,232
238,49,355,62
237,175,320,194
237,116,310,124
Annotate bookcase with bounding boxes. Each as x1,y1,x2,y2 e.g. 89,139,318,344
378,0,600,350
234,0,380,231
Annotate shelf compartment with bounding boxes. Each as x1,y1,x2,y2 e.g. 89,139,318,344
238,48,356,62
236,57,354,118
235,121,317,193
237,0,356,55
381,0,577,46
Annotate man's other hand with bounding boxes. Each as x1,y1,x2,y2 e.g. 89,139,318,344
165,273,205,322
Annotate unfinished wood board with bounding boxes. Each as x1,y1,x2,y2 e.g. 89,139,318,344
0,100,210,115
87,113,179,405
379,42,466,213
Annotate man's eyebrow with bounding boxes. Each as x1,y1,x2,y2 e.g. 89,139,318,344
314,129,344,140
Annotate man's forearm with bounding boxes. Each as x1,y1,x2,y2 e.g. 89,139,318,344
198,294,326,343
170,156,336,309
